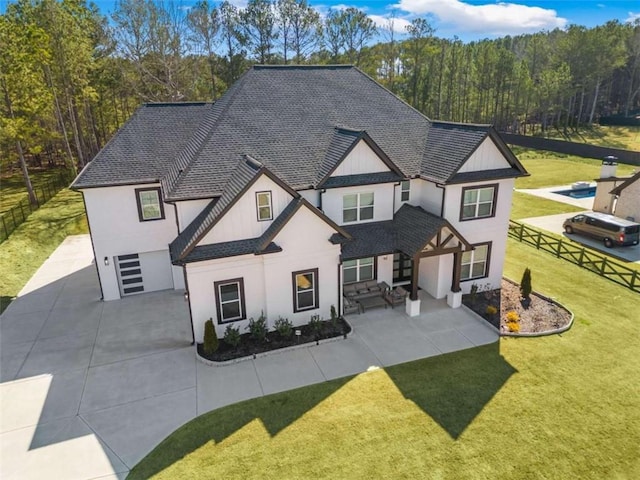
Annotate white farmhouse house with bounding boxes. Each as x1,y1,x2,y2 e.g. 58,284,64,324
72,65,528,341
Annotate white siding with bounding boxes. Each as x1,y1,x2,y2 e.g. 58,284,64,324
457,138,510,173
200,175,294,245
82,184,178,300
322,183,395,225
414,179,443,216
442,178,514,293
332,140,390,176
299,189,320,207
175,199,212,231
376,255,394,285
188,204,341,340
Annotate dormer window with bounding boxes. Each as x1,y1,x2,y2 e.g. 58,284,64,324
135,187,164,222
256,191,273,221
343,192,374,223
401,180,410,202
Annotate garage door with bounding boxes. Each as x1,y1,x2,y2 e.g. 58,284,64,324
115,250,174,296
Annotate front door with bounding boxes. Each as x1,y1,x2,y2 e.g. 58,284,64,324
393,252,413,285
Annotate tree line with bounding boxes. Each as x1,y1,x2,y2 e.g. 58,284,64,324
1,0,639,204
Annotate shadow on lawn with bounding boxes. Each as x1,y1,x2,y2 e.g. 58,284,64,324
386,341,517,439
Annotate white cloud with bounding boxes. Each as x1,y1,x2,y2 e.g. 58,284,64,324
395,0,567,35
369,14,413,33
626,12,640,23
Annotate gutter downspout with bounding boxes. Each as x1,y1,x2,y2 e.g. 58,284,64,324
436,183,446,217
172,203,195,345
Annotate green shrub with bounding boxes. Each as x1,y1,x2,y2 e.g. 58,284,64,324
309,314,323,338
330,305,338,327
486,305,498,316
223,324,241,348
274,316,293,338
246,313,268,342
520,268,532,300
203,318,218,354
469,283,479,304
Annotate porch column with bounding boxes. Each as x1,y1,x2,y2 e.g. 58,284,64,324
410,255,420,300
451,248,462,293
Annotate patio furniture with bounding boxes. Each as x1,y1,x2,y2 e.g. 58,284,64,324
343,280,386,301
359,295,387,312
384,285,409,308
343,296,361,315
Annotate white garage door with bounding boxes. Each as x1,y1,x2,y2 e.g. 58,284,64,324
115,250,174,296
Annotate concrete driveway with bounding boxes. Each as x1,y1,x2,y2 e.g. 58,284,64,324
0,235,498,479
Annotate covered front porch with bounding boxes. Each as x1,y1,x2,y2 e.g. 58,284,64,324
338,204,473,317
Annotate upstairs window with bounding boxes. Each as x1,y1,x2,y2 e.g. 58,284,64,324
293,268,319,312
461,185,497,221
343,192,374,223
400,180,410,202
135,187,164,222
256,191,273,221
461,243,491,281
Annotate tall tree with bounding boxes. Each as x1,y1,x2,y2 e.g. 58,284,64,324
338,7,376,66
187,0,220,98
219,0,246,83
241,0,278,64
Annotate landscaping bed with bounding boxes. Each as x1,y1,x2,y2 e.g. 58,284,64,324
197,317,352,362
463,278,572,335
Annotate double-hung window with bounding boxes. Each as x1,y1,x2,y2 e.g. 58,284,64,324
343,192,374,223
343,257,375,284
256,191,273,221
292,268,319,312
214,278,246,323
460,185,497,220
400,180,410,202
135,187,164,222
460,243,491,281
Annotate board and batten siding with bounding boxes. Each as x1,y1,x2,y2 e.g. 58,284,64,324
175,198,212,231
442,177,515,294
457,137,511,173
332,140,390,176
322,183,395,226
187,205,341,341
199,175,294,246
82,183,181,300
414,179,443,216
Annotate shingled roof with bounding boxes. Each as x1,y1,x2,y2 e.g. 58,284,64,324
71,102,211,189
72,66,526,196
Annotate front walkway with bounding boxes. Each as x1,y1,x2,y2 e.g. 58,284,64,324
0,235,497,479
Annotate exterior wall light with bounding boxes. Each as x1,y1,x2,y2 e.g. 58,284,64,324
184,291,189,302
104,256,109,266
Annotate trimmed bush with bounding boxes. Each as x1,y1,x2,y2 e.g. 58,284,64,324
330,305,338,328
223,324,241,348
274,317,293,338
246,314,268,342
309,314,323,338
520,268,532,300
203,318,218,354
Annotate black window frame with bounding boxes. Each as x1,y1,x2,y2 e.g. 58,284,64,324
459,184,498,221
342,257,377,284
256,190,273,221
292,268,319,313
214,278,247,324
460,242,492,282
135,187,165,222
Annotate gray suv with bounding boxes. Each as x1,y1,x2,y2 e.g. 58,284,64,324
563,212,640,248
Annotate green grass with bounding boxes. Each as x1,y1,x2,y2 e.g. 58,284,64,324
0,188,87,313
0,168,72,214
515,152,637,189
510,191,584,220
532,125,640,151
129,239,640,480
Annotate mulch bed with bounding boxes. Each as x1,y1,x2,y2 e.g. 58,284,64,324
463,279,572,335
197,317,352,362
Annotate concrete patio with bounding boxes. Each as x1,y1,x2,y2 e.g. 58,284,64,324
0,235,498,479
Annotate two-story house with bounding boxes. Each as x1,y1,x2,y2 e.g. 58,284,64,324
71,65,527,341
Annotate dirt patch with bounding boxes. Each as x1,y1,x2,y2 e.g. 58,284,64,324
463,279,572,335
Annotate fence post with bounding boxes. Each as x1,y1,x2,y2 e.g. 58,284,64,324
10,208,17,230
600,257,607,276
19,203,25,222
556,239,562,258
536,231,542,249
519,223,524,241
1,216,7,240
631,270,638,292
578,249,585,267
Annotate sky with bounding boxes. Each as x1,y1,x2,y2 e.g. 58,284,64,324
5,0,640,42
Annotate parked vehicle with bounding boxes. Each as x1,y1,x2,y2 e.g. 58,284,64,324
563,212,640,247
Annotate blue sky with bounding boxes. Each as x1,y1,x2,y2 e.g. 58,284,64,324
6,0,639,42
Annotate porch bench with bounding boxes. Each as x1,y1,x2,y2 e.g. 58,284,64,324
343,280,386,302
343,296,361,315
384,286,408,308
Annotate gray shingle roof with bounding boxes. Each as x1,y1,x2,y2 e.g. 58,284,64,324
73,66,526,195
340,204,467,260
322,172,403,189
448,167,527,184
181,239,282,264
71,103,211,189
610,170,640,195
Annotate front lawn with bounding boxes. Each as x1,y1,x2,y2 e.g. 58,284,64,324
509,191,584,220
128,240,640,479
0,189,87,313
